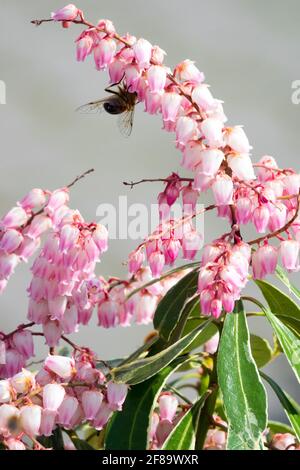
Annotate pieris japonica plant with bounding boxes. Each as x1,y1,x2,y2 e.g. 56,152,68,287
0,5,299,452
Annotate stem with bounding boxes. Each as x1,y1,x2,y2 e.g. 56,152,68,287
66,168,94,189
123,176,193,188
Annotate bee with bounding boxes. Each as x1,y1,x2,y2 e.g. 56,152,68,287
77,82,137,136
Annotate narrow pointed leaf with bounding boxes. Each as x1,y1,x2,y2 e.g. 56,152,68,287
105,358,186,450
255,279,300,321
264,309,300,384
217,301,267,450
276,266,300,302
153,269,199,341
111,320,211,384
261,372,300,440
250,334,273,368
162,393,209,450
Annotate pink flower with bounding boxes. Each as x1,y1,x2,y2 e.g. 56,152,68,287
94,38,117,70
19,189,46,211
147,65,167,94
198,148,224,176
39,409,56,437
11,369,35,394
227,153,255,181
280,240,299,271
0,404,20,434
13,330,34,360
252,244,278,279
204,332,220,354
182,185,199,214
175,117,198,148
20,405,42,436
236,197,252,224
97,299,119,328
252,205,270,233
43,383,66,412
149,251,165,277
76,34,94,62
0,380,11,403
145,89,162,114
159,394,178,422
268,204,287,231
212,175,234,206
5,438,26,450
161,92,182,125
182,230,202,260
107,382,128,411
92,224,108,253
225,126,251,153
200,118,224,147
44,355,75,379
51,4,80,21
59,224,79,253
92,401,112,430
181,140,203,170
57,396,79,429
0,229,23,254
60,304,79,334
46,189,69,217
25,214,52,239
82,390,103,420
133,38,152,68
109,60,126,84
1,206,28,229
1,349,24,378
174,60,204,83
191,84,216,111
43,320,63,347
271,433,296,450
156,419,174,448
48,295,68,321
128,248,145,274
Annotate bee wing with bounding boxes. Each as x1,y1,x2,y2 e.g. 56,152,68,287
76,99,107,114
117,107,135,137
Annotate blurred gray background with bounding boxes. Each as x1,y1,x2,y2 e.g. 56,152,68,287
0,0,299,422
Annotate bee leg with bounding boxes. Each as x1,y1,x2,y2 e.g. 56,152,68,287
105,74,126,92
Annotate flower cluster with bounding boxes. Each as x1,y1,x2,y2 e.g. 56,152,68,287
43,4,300,319
0,352,127,450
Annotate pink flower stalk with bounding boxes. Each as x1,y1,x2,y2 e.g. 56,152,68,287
51,4,80,21
158,394,178,422
107,382,128,411
44,355,75,379
81,390,103,420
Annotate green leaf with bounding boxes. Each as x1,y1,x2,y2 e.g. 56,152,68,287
276,266,300,302
261,371,300,440
255,279,300,322
182,317,218,352
250,334,273,368
162,393,209,450
68,434,95,450
264,309,300,384
153,269,199,342
217,301,268,450
268,421,295,435
105,358,186,450
111,320,211,384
